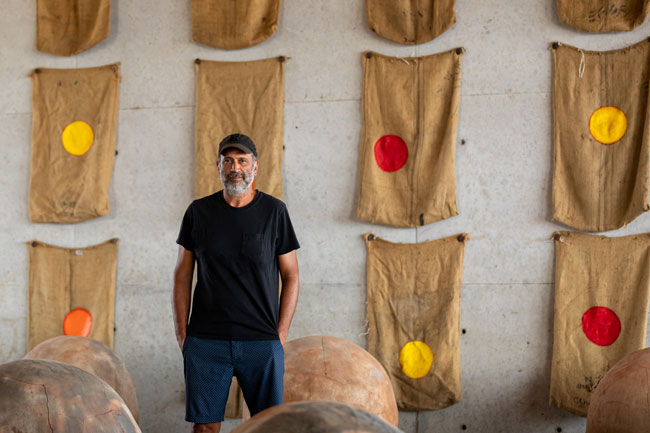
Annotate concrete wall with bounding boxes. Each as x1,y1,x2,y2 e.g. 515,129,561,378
1,1,650,432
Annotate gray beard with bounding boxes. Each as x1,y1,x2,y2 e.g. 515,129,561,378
220,170,255,196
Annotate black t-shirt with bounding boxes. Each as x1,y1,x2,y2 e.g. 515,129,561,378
176,190,300,340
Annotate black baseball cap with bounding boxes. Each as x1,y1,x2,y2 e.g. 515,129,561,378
218,133,258,158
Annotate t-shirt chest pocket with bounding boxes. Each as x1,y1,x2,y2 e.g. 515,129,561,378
241,233,271,262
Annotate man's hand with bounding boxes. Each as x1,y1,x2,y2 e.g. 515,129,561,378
176,332,186,352
278,330,288,348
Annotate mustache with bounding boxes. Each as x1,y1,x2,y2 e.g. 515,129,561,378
226,172,245,180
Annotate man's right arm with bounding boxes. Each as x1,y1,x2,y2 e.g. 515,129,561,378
172,245,195,352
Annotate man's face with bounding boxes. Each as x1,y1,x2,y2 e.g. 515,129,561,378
218,148,257,196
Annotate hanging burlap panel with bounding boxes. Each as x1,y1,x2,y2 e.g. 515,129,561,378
366,0,456,45
357,49,462,228
552,41,650,232
191,0,282,50
195,56,286,420
194,56,289,421
365,233,468,410
557,0,650,32
195,57,285,200
550,231,650,416
29,63,121,224
36,0,111,56
28,239,119,351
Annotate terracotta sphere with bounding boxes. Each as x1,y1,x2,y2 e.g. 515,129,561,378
231,400,403,433
0,359,140,432
24,335,139,421
586,347,650,432
283,336,398,426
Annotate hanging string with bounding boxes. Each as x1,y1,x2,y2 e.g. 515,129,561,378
579,50,586,79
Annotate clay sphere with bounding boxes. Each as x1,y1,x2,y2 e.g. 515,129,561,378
231,400,403,433
283,336,398,426
24,335,139,421
0,359,140,432
586,347,650,432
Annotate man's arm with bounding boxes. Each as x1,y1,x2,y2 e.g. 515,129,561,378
173,245,195,351
277,250,299,347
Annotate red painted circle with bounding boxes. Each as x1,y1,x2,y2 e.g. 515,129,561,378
374,135,408,172
582,306,621,347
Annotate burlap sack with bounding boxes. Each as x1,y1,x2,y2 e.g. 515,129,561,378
191,0,281,50
195,57,285,200
29,63,121,224
365,232,468,410
550,231,650,416
557,0,650,32
552,41,650,232
27,239,119,350
358,49,462,228
36,0,111,56
366,0,455,45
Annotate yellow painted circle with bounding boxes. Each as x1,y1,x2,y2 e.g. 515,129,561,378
589,106,627,145
62,121,94,156
399,341,433,379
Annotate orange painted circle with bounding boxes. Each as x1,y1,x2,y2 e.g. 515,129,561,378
63,308,93,337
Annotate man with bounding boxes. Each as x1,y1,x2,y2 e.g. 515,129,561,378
173,133,300,433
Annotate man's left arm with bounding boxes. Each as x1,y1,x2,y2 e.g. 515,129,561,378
277,250,299,347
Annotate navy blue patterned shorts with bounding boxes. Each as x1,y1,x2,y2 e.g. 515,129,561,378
183,336,284,424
